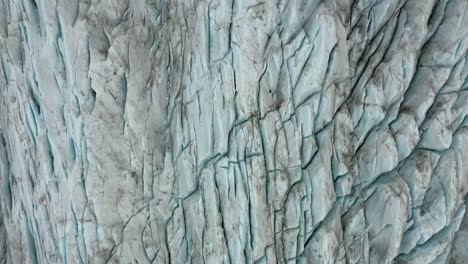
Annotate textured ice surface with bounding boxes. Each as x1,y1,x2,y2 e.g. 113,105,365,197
0,0,467,263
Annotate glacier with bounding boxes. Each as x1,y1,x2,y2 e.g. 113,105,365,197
0,0,467,263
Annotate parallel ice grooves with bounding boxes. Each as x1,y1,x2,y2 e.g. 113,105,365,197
0,0,467,263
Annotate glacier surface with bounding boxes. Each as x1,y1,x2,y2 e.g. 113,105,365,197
0,0,467,263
